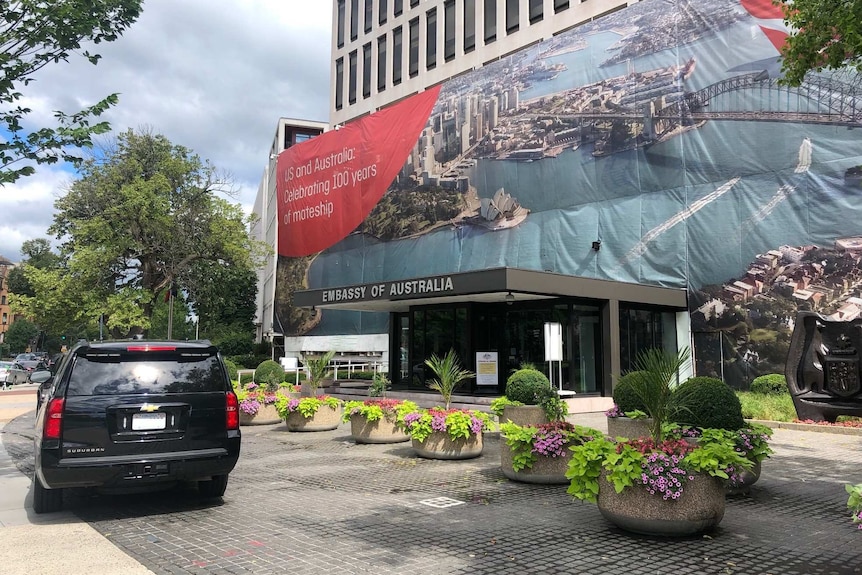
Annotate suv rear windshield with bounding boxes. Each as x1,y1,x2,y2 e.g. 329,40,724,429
66,351,227,396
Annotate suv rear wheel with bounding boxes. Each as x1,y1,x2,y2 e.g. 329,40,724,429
198,474,229,498
33,475,63,514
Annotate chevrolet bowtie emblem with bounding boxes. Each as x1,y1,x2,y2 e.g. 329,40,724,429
140,403,160,412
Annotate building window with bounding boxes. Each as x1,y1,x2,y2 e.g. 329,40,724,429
554,0,570,13
505,0,519,34
348,50,358,104
408,17,419,77
394,0,402,16
362,42,372,98
350,0,359,41
379,0,387,24
444,0,455,61
377,34,387,91
335,57,344,110
337,0,346,47
426,8,437,71
529,0,543,23
1,295,5,305
393,25,403,84
364,0,373,33
464,0,476,53
410,0,419,7
619,307,678,374
1,313,6,325
483,0,496,45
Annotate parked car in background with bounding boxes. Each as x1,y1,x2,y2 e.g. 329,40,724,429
32,340,241,513
5,360,47,385
0,360,12,388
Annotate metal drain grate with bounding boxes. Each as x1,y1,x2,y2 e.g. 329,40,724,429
418,497,465,509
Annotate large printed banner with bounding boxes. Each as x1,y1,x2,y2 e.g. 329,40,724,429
275,0,862,387
277,87,440,256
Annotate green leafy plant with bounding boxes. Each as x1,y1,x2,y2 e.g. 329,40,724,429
276,395,341,419
367,372,391,397
566,432,752,504
501,421,600,472
425,349,474,409
254,360,285,394
749,373,788,395
303,350,336,395
847,483,862,530
399,407,492,442
670,376,745,431
612,370,650,414
223,358,239,382
535,385,568,422
505,368,550,404
234,380,292,417
342,399,418,424
490,396,524,418
626,347,691,442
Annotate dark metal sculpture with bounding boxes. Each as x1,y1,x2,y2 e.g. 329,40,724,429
786,311,862,422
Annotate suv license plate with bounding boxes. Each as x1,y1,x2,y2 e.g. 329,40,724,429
132,412,167,431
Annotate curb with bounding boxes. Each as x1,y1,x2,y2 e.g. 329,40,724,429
748,419,862,436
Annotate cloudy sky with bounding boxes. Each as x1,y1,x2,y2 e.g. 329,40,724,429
0,0,332,262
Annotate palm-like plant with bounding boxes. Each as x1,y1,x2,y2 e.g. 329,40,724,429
425,349,474,409
627,347,691,443
303,350,336,395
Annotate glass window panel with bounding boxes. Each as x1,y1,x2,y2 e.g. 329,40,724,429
483,0,496,44
337,0,346,47
444,0,456,61
408,17,419,77
348,50,357,104
529,0,543,23
426,8,437,70
505,0,519,34
394,0,402,16
464,0,476,52
362,42,372,98
365,0,373,32
393,26,403,84
335,57,344,109
377,35,387,91
379,0,387,24
350,0,359,40
554,0,569,13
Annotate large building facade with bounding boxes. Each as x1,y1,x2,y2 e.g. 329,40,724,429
260,0,862,399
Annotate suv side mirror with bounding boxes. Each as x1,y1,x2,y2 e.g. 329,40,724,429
30,370,53,384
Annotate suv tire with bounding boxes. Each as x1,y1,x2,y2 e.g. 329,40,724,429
33,475,63,514
198,474,229,498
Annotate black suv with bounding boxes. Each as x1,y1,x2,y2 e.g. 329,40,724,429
32,340,241,513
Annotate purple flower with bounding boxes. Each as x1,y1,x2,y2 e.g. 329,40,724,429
605,404,624,418
431,414,448,432
287,398,300,412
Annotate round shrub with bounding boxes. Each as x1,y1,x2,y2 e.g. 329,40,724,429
612,371,649,414
750,373,788,395
505,369,551,404
254,360,285,389
671,376,745,431
223,358,238,382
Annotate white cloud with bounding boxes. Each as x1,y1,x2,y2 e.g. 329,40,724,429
1,0,332,260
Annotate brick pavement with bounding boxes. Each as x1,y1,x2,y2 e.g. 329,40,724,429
2,410,861,575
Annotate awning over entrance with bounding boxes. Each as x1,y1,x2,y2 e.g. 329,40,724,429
293,267,687,312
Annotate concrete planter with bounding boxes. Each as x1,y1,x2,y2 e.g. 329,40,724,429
349,413,410,444
285,405,342,431
412,431,484,460
606,416,654,439
239,403,281,426
726,459,762,496
501,405,549,427
597,469,726,536
500,442,572,484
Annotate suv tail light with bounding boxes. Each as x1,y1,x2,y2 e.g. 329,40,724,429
226,391,239,430
44,398,65,440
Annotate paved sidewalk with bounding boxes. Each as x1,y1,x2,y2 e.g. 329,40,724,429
1,389,861,574
0,385,154,575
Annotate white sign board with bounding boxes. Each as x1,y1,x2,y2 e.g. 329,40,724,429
544,322,563,361
475,351,499,386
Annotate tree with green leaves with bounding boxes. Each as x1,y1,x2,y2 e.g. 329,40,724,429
778,0,862,86
6,238,62,297
182,259,257,348
425,349,475,409
14,128,268,338
4,318,38,355
0,0,143,184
